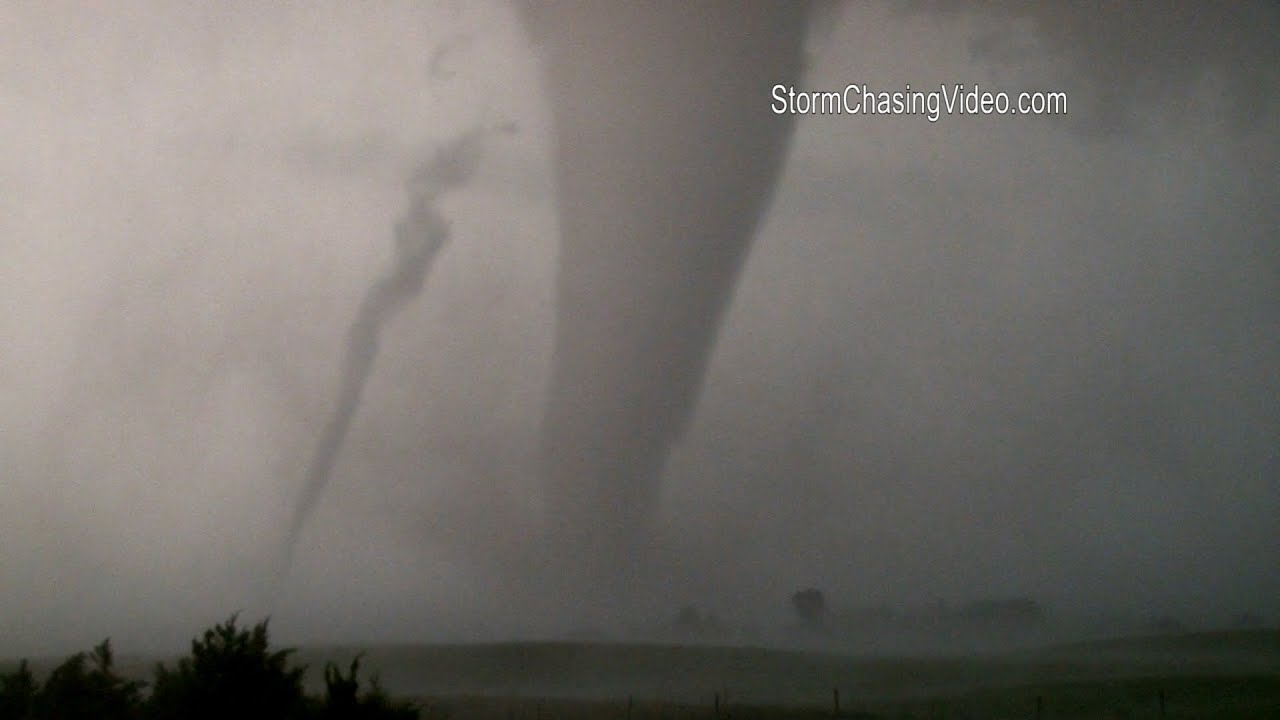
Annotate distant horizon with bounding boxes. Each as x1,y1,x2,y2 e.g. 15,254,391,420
7,602,1271,661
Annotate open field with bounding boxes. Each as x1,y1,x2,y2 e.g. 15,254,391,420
5,630,1277,718
291,630,1280,718
407,676,1280,720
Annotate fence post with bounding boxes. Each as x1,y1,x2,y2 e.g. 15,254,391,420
714,691,720,718
833,687,840,718
628,695,634,720
1035,695,1043,720
1159,688,1166,718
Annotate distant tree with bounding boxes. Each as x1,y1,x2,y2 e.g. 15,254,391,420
668,605,724,638
147,615,309,720
675,605,703,631
1150,616,1186,634
956,597,1046,627
0,659,38,720
791,588,826,626
1232,612,1264,629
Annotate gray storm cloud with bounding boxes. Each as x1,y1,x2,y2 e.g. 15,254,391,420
0,2,1276,654
916,1,1280,133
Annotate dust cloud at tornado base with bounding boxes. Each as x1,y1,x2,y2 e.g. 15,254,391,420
0,3,1276,654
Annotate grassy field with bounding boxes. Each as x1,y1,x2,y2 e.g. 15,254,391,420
405,675,1280,720
6,629,1278,718
287,629,1279,718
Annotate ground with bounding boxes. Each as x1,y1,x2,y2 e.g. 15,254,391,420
5,630,1277,718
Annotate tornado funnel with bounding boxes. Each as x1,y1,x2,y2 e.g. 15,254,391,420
280,123,509,582
525,2,815,604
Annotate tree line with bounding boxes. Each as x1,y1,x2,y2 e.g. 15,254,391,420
0,615,417,720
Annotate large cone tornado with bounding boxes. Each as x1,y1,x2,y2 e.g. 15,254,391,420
282,124,508,579
526,3,816,594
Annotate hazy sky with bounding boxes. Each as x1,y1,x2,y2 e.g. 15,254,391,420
1,2,1276,656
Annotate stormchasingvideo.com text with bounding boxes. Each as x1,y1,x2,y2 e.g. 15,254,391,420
771,83,1068,122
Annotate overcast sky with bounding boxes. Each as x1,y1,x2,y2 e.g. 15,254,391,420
1,2,1276,656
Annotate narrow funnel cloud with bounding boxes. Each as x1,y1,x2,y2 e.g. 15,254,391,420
281,123,512,580
524,2,817,608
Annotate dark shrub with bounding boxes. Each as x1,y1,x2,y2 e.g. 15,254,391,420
1,616,418,720
320,655,418,720
30,640,143,720
0,659,38,720
147,615,309,720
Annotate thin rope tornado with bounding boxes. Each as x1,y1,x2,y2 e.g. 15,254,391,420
279,122,513,581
